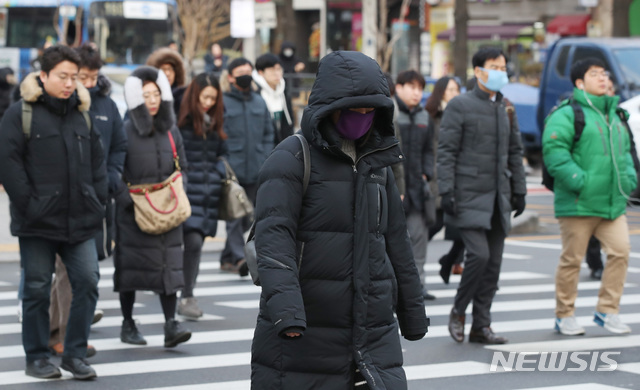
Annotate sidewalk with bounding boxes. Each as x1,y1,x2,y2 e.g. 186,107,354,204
0,190,226,263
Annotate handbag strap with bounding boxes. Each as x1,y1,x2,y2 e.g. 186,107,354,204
168,131,181,171
248,133,310,241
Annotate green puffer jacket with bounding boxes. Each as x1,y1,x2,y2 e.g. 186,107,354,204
543,88,637,219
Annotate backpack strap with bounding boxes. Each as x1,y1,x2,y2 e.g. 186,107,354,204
294,133,310,195
569,99,585,144
21,101,32,139
247,133,311,241
22,101,92,139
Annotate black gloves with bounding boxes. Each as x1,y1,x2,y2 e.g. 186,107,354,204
511,194,526,217
441,193,457,216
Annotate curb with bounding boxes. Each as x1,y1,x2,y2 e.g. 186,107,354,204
509,211,539,235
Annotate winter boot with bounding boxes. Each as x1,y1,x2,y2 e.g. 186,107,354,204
164,319,192,348
121,319,147,345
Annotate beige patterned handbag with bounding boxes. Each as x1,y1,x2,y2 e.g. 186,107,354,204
128,132,191,235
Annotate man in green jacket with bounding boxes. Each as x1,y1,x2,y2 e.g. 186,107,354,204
543,57,637,336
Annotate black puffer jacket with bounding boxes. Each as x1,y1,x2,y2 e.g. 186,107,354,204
0,72,107,243
251,51,428,390
395,96,434,214
88,74,127,194
113,66,187,295
180,120,228,237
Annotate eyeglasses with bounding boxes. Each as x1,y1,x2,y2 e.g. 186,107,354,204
143,91,161,101
587,70,610,78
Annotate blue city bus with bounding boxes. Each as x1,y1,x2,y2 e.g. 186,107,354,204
0,0,179,79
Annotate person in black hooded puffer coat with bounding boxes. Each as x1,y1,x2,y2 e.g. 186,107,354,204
113,66,191,349
251,51,429,390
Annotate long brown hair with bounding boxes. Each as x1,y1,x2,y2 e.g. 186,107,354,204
425,76,459,118
178,72,226,139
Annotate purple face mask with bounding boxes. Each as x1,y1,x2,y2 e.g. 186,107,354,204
335,109,375,140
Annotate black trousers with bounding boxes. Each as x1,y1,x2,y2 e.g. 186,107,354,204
586,236,604,270
183,231,205,298
454,207,506,329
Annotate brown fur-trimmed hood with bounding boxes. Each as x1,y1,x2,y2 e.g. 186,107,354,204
20,72,91,112
145,48,185,87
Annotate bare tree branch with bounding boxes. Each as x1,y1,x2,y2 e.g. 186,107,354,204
176,0,231,72
377,0,411,73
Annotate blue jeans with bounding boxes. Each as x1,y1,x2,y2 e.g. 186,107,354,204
19,237,99,362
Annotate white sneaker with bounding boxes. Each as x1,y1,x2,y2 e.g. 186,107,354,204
555,316,585,335
594,312,631,334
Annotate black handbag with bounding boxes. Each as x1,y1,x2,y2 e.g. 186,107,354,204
245,134,310,286
423,180,437,227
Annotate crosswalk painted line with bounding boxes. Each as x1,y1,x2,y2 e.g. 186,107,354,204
2,312,640,360
516,385,630,390
485,334,640,353
0,299,143,317
0,313,224,335
617,362,640,375
215,293,640,313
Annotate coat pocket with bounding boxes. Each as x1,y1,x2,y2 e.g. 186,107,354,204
26,185,62,226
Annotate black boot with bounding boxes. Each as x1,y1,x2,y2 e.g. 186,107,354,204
439,254,453,284
121,319,147,345
164,319,192,348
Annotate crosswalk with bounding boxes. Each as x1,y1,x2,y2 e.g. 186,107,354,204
0,238,639,389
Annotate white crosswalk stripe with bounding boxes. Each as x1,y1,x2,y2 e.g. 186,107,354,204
0,239,639,389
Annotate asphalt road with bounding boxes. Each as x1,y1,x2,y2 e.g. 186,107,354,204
1,179,640,389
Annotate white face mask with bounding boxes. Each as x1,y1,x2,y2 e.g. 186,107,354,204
283,48,294,58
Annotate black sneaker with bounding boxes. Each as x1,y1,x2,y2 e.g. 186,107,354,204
60,357,97,380
121,319,147,345
164,319,192,348
25,358,61,379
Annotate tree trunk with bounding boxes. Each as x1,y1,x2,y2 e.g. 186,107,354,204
453,0,468,84
612,0,632,37
274,0,297,53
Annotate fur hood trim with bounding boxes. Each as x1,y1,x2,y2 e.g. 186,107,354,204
96,73,112,97
124,66,175,136
20,72,91,112
145,48,185,87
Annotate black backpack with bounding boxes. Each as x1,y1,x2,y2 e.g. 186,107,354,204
541,98,630,191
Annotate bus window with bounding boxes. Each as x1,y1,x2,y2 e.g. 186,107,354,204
90,1,174,65
6,7,56,48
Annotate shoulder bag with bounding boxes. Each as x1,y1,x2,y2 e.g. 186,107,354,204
128,131,191,235
218,158,254,221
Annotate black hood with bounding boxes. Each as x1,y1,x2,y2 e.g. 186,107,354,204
300,51,395,150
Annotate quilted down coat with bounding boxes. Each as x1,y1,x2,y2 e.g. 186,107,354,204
113,67,187,295
179,120,228,237
250,51,429,390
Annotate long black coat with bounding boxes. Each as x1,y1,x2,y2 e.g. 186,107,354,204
251,51,428,390
180,121,228,237
0,72,107,244
113,120,187,295
438,86,527,231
